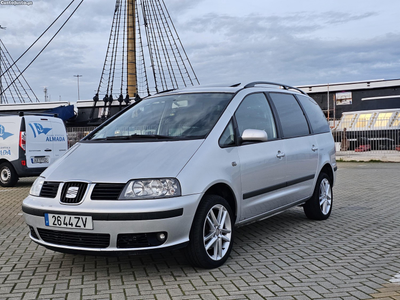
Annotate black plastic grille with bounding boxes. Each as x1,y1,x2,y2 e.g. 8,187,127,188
37,228,110,248
91,183,125,200
40,182,60,198
60,182,88,204
29,226,39,239
117,232,167,248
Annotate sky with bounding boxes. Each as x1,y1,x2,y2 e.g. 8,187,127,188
0,0,399,103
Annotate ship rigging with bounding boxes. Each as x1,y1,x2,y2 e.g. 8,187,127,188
90,0,200,123
0,0,200,125
0,39,40,104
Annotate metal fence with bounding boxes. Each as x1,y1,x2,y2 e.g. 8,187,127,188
331,112,400,160
66,127,97,146
65,114,400,161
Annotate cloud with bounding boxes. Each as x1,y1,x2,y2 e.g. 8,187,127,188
179,12,400,87
0,0,399,103
165,0,206,15
324,11,377,25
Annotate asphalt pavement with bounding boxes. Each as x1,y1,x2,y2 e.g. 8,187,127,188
1,162,400,300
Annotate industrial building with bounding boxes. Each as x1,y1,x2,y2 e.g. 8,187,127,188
298,79,400,120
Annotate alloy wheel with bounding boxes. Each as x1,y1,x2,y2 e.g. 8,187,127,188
203,204,232,261
319,178,332,215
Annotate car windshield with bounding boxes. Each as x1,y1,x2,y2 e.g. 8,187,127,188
87,93,233,141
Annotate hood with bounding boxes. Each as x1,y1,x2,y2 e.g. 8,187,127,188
41,140,203,183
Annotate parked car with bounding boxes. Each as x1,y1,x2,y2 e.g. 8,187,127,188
22,82,337,268
0,113,68,187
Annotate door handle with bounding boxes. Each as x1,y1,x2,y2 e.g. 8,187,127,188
44,149,52,152
311,145,318,152
276,151,285,159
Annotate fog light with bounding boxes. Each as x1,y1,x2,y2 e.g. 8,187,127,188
157,232,167,242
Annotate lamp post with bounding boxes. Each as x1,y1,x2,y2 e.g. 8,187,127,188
0,26,6,104
0,42,2,104
73,74,82,100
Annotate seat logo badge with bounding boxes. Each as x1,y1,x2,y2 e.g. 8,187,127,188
66,187,79,199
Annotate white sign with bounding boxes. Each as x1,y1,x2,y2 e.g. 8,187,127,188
336,91,352,105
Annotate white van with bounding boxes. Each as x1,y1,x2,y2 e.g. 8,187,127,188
0,113,68,187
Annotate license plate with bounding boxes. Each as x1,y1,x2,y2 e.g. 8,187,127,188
32,156,49,164
45,213,93,230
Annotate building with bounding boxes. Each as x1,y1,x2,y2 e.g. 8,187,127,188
297,79,400,120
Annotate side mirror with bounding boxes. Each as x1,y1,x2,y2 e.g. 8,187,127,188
241,129,268,142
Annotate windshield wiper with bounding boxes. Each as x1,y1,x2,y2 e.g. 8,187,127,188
98,135,173,140
105,136,130,140
97,134,202,141
129,134,176,140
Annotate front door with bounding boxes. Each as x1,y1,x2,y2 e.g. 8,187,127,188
234,93,288,221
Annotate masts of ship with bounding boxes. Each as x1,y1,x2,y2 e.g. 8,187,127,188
127,0,137,98
92,0,200,123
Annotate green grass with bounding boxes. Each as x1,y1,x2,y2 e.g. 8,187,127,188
336,158,384,163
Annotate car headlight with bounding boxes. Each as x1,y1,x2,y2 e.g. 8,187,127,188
119,178,181,200
30,177,45,196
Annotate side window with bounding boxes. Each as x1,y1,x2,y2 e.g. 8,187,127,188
234,93,277,140
296,94,330,134
269,93,310,138
219,120,235,147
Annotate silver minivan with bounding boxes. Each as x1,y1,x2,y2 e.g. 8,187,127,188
23,82,337,268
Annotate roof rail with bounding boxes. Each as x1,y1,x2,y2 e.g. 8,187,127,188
0,112,58,117
244,81,307,95
18,111,59,117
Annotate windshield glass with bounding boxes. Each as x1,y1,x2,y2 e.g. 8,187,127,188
87,93,233,141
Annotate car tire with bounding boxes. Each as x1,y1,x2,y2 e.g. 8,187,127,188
0,162,18,187
303,172,332,220
185,195,234,269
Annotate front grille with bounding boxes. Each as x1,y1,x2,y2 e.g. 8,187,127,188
117,232,167,248
91,183,125,200
60,182,88,204
40,182,60,198
37,228,110,248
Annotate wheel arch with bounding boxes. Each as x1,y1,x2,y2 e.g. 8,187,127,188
203,183,238,220
320,163,334,186
0,158,11,165
185,186,236,268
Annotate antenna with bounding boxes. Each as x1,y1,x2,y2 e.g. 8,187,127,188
44,87,48,102
73,74,82,100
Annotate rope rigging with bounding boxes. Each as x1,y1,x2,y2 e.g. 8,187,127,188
93,0,200,121
0,0,84,102
0,39,39,104
1,0,200,123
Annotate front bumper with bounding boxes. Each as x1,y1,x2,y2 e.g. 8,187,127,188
22,193,201,254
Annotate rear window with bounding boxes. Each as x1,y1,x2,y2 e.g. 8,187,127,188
268,93,310,138
296,94,330,134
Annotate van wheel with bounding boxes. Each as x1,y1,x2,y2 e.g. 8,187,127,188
303,172,332,220
185,195,234,269
0,162,18,187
